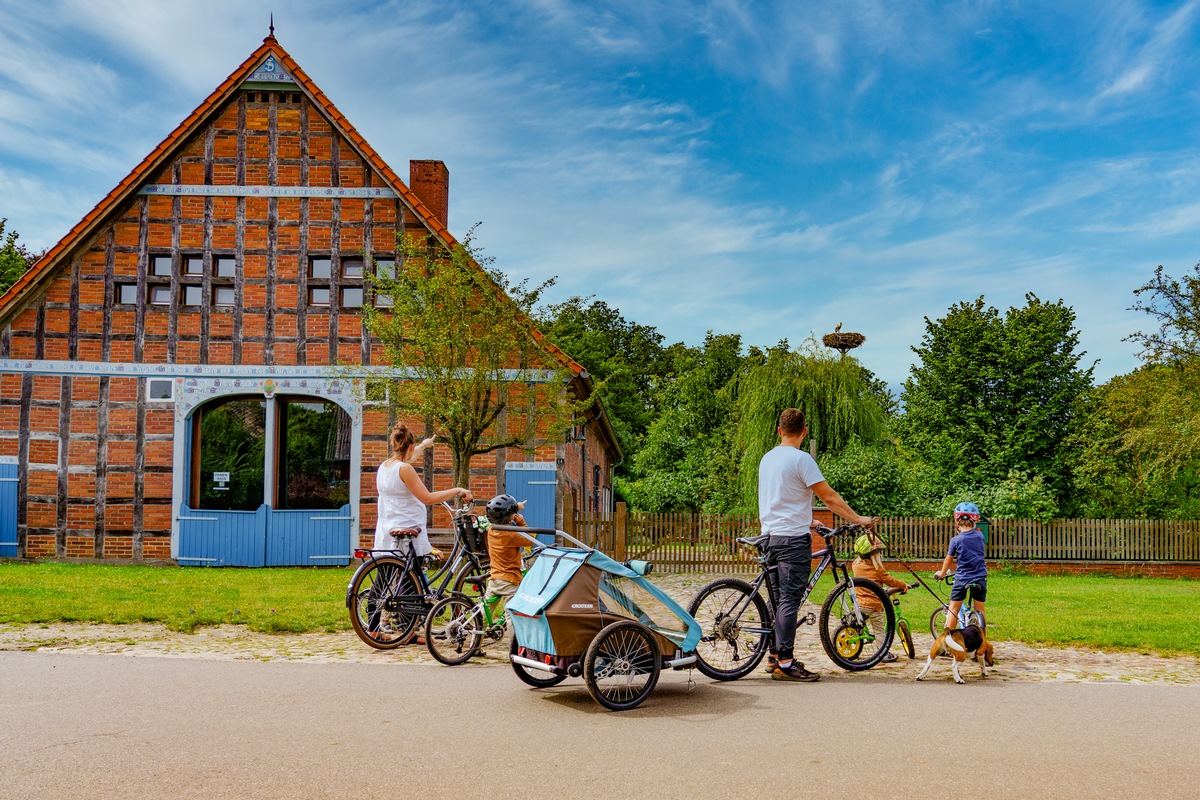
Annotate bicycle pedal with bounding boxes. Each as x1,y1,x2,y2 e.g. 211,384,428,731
797,613,816,626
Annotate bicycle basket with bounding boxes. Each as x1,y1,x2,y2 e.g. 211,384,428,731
458,516,489,556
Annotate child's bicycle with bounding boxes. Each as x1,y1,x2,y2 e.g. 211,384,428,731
887,582,920,659
424,552,538,666
929,572,983,637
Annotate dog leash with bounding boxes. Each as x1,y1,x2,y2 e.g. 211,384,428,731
872,529,949,605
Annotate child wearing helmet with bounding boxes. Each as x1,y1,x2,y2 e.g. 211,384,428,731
935,501,988,634
851,531,911,663
483,494,529,617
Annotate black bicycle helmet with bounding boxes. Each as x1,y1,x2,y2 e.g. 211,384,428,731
485,493,519,524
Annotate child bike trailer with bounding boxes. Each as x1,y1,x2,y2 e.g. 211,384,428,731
505,538,701,711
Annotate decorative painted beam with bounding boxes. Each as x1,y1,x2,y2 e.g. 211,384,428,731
138,185,399,199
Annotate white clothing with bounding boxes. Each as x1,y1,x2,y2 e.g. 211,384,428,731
373,460,432,556
757,445,825,537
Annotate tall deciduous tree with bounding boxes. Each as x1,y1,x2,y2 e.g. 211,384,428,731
899,294,1094,497
364,231,586,490
0,218,42,294
538,297,668,466
728,339,889,511
1127,261,1200,362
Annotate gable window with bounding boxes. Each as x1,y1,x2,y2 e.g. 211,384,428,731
149,286,172,305
151,255,172,276
341,287,363,308
373,258,395,307
214,256,237,277
185,255,204,275
117,284,138,305
182,285,203,307
309,287,331,306
214,287,236,306
341,258,364,278
309,257,331,280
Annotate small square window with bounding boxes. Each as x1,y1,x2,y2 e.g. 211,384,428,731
118,284,138,305
342,258,364,278
147,379,174,402
374,293,394,308
185,255,204,275
341,287,364,307
214,287,236,306
182,285,203,306
149,286,172,305
310,257,331,279
373,258,395,280
214,256,236,277
309,287,331,306
151,255,172,276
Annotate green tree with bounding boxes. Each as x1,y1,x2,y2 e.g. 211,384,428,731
619,333,744,511
0,218,42,294
817,438,925,517
1127,261,1200,362
364,230,586,490
899,294,1094,498
727,339,890,511
538,297,669,466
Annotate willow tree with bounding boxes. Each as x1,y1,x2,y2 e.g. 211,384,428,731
728,339,888,510
363,230,586,490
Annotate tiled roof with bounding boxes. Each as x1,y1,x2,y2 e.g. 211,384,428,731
0,34,587,379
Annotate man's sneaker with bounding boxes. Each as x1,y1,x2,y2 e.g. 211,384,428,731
881,652,898,663
772,662,820,682
763,653,779,673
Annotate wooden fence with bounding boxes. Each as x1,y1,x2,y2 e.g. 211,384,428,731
568,504,1200,574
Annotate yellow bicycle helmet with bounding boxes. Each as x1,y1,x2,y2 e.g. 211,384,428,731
853,534,884,559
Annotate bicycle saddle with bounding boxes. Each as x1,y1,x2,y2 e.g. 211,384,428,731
389,527,421,538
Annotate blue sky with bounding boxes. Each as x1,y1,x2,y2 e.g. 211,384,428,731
2,1,1199,390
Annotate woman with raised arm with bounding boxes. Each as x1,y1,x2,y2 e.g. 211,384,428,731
374,423,473,557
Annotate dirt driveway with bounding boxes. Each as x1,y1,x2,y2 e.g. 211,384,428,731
4,573,1197,684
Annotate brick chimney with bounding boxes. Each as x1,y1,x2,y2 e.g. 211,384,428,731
409,160,449,228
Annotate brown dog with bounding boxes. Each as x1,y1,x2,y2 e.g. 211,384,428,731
915,625,994,684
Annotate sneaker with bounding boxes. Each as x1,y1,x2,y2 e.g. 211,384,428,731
881,652,898,663
772,662,820,682
763,653,779,674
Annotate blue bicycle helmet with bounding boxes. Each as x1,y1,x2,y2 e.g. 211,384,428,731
953,501,981,520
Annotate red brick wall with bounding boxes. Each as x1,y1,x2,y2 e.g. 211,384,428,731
2,85,614,563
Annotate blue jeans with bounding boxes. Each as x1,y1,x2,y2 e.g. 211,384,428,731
767,534,812,661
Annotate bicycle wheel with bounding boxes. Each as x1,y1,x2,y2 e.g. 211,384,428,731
425,595,483,666
930,605,952,638
509,637,567,688
584,620,661,711
347,557,423,650
687,578,771,681
897,617,916,659
818,578,894,671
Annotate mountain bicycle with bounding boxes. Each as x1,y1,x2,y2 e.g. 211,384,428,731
687,523,895,680
345,501,490,650
929,572,983,637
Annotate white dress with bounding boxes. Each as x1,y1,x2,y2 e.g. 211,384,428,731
373,460,432,556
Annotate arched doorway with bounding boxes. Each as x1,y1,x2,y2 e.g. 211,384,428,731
176,394,354,566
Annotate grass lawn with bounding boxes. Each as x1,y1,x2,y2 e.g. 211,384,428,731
1,561,1198,657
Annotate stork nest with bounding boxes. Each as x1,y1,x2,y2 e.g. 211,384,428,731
822,332,866,350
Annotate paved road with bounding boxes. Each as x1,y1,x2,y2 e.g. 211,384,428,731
2,651,1196,799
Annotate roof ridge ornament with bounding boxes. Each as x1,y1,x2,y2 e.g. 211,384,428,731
265,12,276,41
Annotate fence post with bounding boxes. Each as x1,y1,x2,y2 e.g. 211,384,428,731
615,502,627,561
562,486,576,537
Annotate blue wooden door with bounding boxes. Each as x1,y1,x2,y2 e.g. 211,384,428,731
177,504,269,567
505,463,557,544
0,459,17,557
265,505,352,566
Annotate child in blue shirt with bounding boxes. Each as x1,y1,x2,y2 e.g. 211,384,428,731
934,501,988,633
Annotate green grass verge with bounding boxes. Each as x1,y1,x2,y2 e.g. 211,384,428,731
1,562,1197,656
0,562,358,634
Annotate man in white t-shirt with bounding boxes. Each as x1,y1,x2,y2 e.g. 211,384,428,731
759,408,877,682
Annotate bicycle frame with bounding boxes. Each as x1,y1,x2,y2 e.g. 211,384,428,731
728,527,869,640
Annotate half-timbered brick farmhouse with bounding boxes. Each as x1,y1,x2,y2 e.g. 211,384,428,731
0,33,619,566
